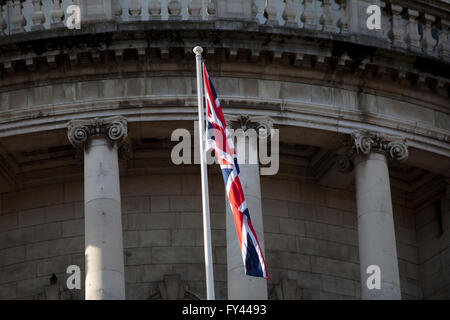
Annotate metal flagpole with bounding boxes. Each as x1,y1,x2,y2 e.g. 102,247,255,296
193,46,215,300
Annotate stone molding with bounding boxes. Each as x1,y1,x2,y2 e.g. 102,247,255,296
338,131,409,172
67,115,128,150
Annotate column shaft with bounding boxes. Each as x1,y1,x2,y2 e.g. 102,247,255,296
226,133,267,299
355,152,401,300
84,136,125,300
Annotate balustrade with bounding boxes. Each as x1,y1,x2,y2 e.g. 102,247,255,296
0,0,446,60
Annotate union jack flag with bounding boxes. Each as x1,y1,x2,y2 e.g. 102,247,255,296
203,63,268,279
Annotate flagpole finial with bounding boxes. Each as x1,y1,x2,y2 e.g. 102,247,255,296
193,46,203,55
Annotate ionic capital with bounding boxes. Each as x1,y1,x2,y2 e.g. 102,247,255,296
351,131,409,161
225,115,274,140
337,131,408,172
67,116,128,150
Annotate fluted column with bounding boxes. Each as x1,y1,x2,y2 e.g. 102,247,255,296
224,116,272,300
348,131,408,300
67,116,128,300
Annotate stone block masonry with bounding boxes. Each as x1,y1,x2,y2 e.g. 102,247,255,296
0,172,423,299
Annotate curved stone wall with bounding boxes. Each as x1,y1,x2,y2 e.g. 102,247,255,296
0,0,448,300
0,170,423,299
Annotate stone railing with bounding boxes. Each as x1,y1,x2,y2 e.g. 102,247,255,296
0,0,448,60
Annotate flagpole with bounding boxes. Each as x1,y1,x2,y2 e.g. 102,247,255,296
193,46,215,300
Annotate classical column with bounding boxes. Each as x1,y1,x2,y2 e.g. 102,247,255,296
347,131,408,300
224,115,272,300
67,116,128,300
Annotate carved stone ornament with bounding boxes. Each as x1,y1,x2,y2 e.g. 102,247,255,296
225,115,274,140
67,116,128,150
351,131,409,161
337,131,408,172
148,274,201,300
269,279,302,300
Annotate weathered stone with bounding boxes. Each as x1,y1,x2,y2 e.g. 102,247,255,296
0,245,26,266
152,247,203,264
61,219,84,238
47,237,84,257
0,262,36,284
127,213,180,230
45,203,76,223
139,230,171,247
37,255,71,277
19,208,46,227
150,196,169,212
0,281,16,299
26,242,49,261
125,248,152,265
122,197,150,214
311,256,359,281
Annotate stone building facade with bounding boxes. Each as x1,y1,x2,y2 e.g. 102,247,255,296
0,0,449,300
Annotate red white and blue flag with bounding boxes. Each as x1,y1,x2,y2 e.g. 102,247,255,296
203,64,268,279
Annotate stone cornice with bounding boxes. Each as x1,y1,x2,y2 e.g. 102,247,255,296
0,94,447,158
0,20,448,80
